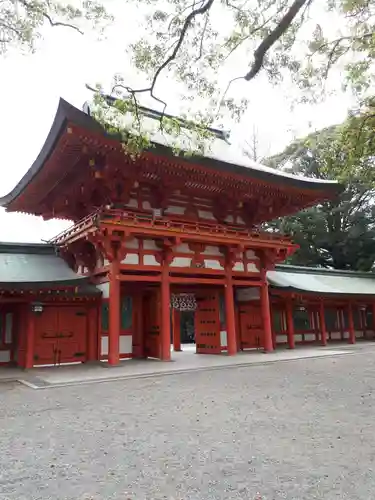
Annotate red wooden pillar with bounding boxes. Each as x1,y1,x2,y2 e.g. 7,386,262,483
108,261,120,365
225,278,237,356
270,306,277,349
285,299,295,349
358,305,364,332
260,281,274,352
173,309,182,352
25,310,36,369
337,308,343,340
372,303,375,334
319,301,327,346
86,305,99,362
362,307,367,338
160,263,171,361
348,303,356,344
235,302,241,351
133,292,145,358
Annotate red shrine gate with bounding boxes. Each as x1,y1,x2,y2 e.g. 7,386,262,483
0,98,341,366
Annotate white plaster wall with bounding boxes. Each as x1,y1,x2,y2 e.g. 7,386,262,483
125,198,138,208
356,330,365,338
103,259,110,266
233,262,245,272
220,330,227,348
143,239,159,250
120,336,133,354
101,336,108,355
294,334,303,342
224,215,234,223
204,259,224,270
330,331,342,340
143,255,160,266
304,333,315,341
121,253,139,265
202,246,222,256
126,238,139,249
198,210,216,220
246,250,256,259
175,243,194,254
142,200,152,210
96,283,109,299
101,336,133,356
277,335,288,344
282,314,287,331
165,205,185,215
0,351,10,363
247,262,259,272
170,257,192,267
343,331,349,339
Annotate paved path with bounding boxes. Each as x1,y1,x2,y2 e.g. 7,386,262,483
10,344,355,389
1,344,375,499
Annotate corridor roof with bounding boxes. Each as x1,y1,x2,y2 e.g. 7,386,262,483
269,265,375,297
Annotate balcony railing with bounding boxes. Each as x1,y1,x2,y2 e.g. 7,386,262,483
50,208,293,247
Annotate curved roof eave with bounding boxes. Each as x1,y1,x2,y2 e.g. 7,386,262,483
0,98,343,208
0,98,105,208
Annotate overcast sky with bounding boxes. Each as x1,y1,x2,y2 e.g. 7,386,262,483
0,3,355,243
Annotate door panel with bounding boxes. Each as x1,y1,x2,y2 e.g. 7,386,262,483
34,307,59,365
143,290,161,359
239,303,264,349
57,307,87,363
195,291,221,354
34,306,87,366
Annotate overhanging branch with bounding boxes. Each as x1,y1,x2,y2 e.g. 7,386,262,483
17,0,84,34
244,0,311,81
127,0,215,112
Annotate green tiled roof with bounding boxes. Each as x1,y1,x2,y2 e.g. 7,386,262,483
268,265,375,296
0,243,94,290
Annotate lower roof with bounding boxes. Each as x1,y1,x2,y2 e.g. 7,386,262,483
269,265,375,297
0,242,93,290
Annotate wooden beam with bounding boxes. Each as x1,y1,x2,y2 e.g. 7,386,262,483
118,274,162,282
169,276,225,285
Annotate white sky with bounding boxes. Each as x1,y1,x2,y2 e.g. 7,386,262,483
0,3,355,243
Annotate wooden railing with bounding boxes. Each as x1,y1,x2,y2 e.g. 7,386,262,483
50,208,293,246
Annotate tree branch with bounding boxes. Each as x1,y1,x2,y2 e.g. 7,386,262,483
41,12,83,34
195,12,209,61
223,3,286,62
244,0,310,81
129,0,215,113
17,0,83,35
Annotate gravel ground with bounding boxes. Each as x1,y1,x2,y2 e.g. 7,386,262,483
1,349,375,500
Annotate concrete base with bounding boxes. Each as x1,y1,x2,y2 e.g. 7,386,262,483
9,343,371,389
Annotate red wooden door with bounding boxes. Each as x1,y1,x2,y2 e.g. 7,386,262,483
239,303,264,349
57,307,87,364
195,291,221,354
34,306,87,365
143,290,162,359
34,307,59,365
